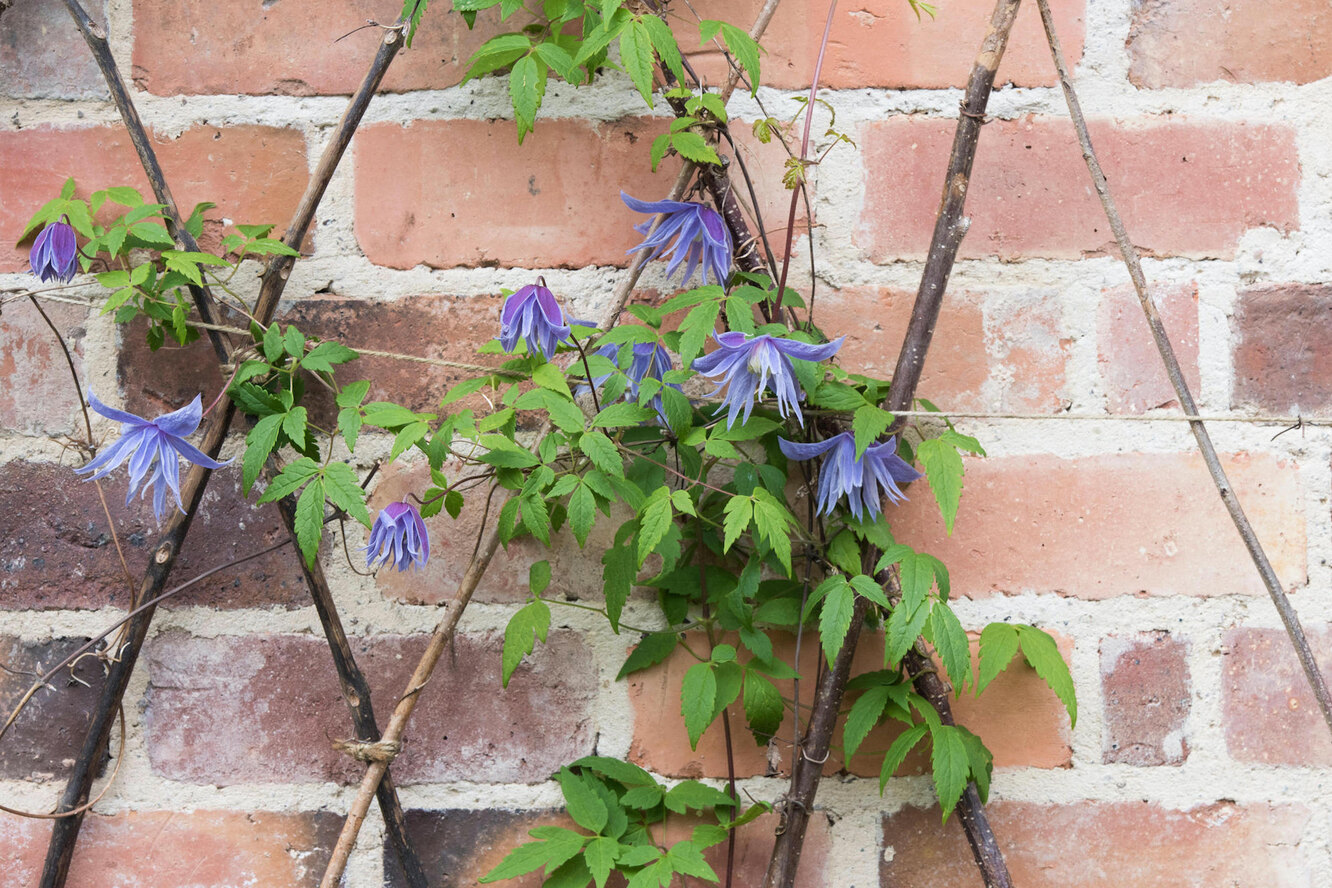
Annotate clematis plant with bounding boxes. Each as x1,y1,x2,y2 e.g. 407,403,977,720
29,218,78,283
498,278,588,361
692,331,843,428
363,501,430,571
779,432,922,520
622,192,732,286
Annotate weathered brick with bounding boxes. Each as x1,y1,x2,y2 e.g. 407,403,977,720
353,118,671,270
0,636,109,780
0,297,88,435
131,1,528,96
2,125,308,272
0,459,309,610
985,290,1071,411
889,452,1304,599
857,117,1299,261
1223,625,1332,766
685,0,1084,90
881,801,1313,887
143,630,596,784
1099,282,1199,413
1232,284,1332,414
628,631,1070,778
0,810,339,887
1101,632,1190,766
0,0,106,99
1128,0,1332,87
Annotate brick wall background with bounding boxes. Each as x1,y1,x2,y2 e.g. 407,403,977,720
2,0,1332,885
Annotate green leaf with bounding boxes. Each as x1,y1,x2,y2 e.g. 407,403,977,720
302,341,358,373
664,781,733,813
323,462,371,526
930,604,970,694
852,404,894,459
569,483,596,546
670,131,721,165
478,838,558,882
535,40,578,80
337,379,372,409
1017,625,1077,727
229,381,284,417
584,836,620,888
593,401,655,428
282,325,306,358
533,361,573,399
897,551,935,612
281,405,308,443
713,20,761,90
667,839,719,881
337,407,362,452
640,12,684,83
917,437,964,535
580,431,624,477
880,723,928,791
479,436,539,468
258,457,320,504
849,573,891,609
677,299,721,367
751,489,793,575
930,724,970,821
570,755,657,786
293,478,325,569
976,623,1020,695
886,599,931,666
601,540,636,632
542,389,587,433
721,495,752,552
242,413,283,495
557,766,608,834
619,18,655,106
941,429,986,455
390,421,430,462
843,685,889,758
617,632,678,680
811,380,868,411
363,402,431,428
529,559,552,596
742,672,783,742
637,486,673,566
502,599,551,687
509,53,547,143
819,578,855,666
681,662,717,749
959,727,994,804
827,530,861,575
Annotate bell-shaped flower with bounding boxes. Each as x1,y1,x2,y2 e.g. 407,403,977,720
692,331,843,429
363,500,430,572
779,432,922,521
585,340,681,421
622,192,732,286
74,391,231,523
499,278,590,361
30,218,78,283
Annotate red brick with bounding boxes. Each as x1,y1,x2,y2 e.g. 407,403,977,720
1232,284,1332,414
0,297,88,435
0,636,110,780
143,630,596,784
685,0,1084,90
627,631,1070,779
1223,625,1332,766
0,0,106,98
0,810,338,888
857,117,1299,261
889,452,1304,599
353,118,672,270
1098,282,1199,413
985,291,1071,411
0,460,308,610
131,1,531,96
1,125,308,272
882,801,1313,887
1128,0,1332,87
1100,632,1190,766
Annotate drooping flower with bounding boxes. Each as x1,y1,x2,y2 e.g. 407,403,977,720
779,432,922,521
29,218,78,283
692,331,843,428
499,278,589,361
74,391,231,523
585,340,681,420
363,500,430,572
622,192,732,286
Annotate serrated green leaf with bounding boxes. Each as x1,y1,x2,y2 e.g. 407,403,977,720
742,672,783,743
917,437,964,535
671,131,721,165
681,661,717,749
580,430,624,477
593,401,655,428
336,379,371,409
852,404,894,459
880,723,928,791
976,622,1020,695
293,478,325,568
930,604,970,694
242,413,283,495
478,838,557,882
257,457,320,504
640,12,684,83
601,540,636,632
667,839,719,881
637,487,673,566
664,781,733,813
827,529,861,575
509,54,547,143
584,836,620,888
616,632,678,680
535,39,578,79
230,381,284,416
281,405,308,443
337,407,362,452
619,18,655,106
886,598,931,666
844,685,889,758
557,766,608,833
1017,625,1077,727
302,341,358,373
567,483,596,546
390,421,429,462
849,573,891,609
751,489,793,575
677,299,721,367
323,462,370,526
502,599,551,687
363,402,431,428
542,389,587,433
722,495,752,552
898,551,935,611
930,724,969,822
718,21,760,90
819,578,855,666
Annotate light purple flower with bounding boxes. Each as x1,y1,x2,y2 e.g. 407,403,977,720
622,191,732,286
499,278,590,361
692,332,843,428
73,390,231,523
363,500,430,571
30,218,78,283
779,432,922,521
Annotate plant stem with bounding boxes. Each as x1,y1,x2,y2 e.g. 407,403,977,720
1034,0,1332,738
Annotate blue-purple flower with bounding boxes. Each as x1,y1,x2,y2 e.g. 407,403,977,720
622,192,732,286
29,218,78,283
779,433,922,521
363,500,430,572
586,340,681,420
692,331,843,428
73,391,231,523
499,278,589,361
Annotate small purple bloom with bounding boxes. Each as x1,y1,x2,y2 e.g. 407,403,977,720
30,218,78,283
692,332,843,428
363,500,430,571
779,432,922,521
622,191,732,286
74,390,231,523
499,278,590,361
586,340,681,421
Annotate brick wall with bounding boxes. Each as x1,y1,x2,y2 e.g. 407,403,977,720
3,0,1332,885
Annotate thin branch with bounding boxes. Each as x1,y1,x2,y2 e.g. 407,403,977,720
765,3,1025,887
1035,0,1332,737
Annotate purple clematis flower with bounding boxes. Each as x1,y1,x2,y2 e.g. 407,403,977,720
30,218,78,283
779,432,922,521
692,331,843,428
622,191,732,286
74,390,231,523
499,277,590,361
586,340,682,421
363,500,430,571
